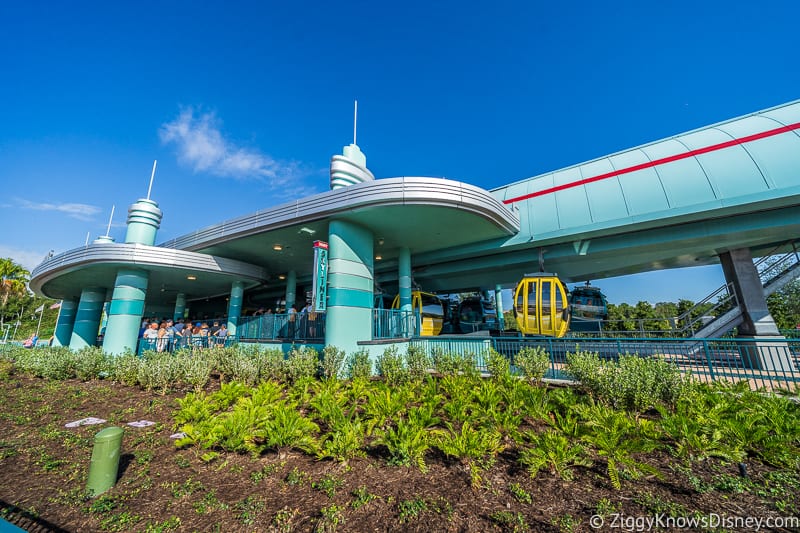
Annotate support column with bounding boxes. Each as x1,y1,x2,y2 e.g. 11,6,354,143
173,293,186,322
69,288,106,350
103,197,163,355
495,285,505,330
720,249,779,336
53,299,78,347
285,270,297,311
398,247,413,336
103,269,149,355
325,220,374,355
720,248,794,371
227,281,244,336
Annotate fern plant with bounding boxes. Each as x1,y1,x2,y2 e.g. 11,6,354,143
579,403,660,489
317,418,367,462
374,418,431,472
250,403,319,454
519,429,591,481
432,422,504,487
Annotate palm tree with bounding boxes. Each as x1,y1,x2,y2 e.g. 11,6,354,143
0,258,30,328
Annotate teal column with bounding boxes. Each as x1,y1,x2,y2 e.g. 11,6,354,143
124,199,162,245
227,281,244,336
398,247,413,336
495,284,505,330
173,293,186,322
285,270,297,311
325,220,374,355
53,299,78,347
103,269,149,355
398,248,412,313
69,288,106,350
102,197,163,355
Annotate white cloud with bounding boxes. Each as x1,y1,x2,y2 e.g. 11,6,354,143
160,107,300,185
16,199,101,221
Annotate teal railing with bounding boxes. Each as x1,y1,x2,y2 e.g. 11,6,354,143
410,335,800,392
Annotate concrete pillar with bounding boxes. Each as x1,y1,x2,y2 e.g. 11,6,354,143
719,249,779,336
720,248,794,371
495,284,505,330
53,299,78,347
285,270,297,311
102,197,163,355
70,288,106,350
103,269,149,355
398,247,413,336
325,219,374,355
173,293,186,322
227,281,244,336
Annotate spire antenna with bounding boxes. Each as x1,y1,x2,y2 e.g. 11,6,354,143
105,205,115,237
146,160,157,200
353,100,358,145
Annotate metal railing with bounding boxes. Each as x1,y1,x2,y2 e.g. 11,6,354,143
137,335,237,354
236,313,326,341
410,335,800,392
372,309,418,339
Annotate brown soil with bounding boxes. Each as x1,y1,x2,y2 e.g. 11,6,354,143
0,376,797,532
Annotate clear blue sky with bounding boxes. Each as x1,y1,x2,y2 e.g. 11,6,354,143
2,1,798,304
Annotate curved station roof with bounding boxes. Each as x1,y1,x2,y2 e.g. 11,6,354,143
31,99,800,306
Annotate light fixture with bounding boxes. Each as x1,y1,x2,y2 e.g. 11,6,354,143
378,238,384,246
375,255,382,261
273,244,283,251
187,275,197,280
279,274,286,280
299,227,316,235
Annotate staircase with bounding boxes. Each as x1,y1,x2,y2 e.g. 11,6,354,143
682,242,800,339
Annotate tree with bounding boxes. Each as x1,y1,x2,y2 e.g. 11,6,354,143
767,279,800,331
1,258,30,328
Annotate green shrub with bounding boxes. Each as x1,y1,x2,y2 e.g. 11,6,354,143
514,346,550,382
285,347,318,382
485,348,511,381
176,351,214,392
566,351,694,411
431,348,476,376
74,346,109,381
320,346,346,380
257,347,286,382
346,349,372,379
376,346,408,384
138,352,180,394
109,353,142,386
405,345,430,380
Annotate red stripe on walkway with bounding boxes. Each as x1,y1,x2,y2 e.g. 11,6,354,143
503,121,800,204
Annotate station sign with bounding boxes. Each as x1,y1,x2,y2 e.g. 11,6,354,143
312,240,329,312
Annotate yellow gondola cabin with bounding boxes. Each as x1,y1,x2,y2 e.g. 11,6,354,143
392,291,444,336
513,274,570,337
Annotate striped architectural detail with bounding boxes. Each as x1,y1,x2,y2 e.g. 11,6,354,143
330,154,375,189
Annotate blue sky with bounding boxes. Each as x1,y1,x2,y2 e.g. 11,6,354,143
2,1,798,304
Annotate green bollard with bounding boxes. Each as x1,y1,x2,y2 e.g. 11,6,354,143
86,426,124,497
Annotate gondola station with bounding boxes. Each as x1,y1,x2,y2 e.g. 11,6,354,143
30,100,800,373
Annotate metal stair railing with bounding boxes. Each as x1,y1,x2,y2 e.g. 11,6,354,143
590,240,799,339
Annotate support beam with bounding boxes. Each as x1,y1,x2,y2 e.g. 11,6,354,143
495,285,505,330
227,281,244,336
285,270,297,312
69,288,106,350
325,219,374,355
173,293,186,323
103,269,149,355
719,249,779,336
53,299,78,347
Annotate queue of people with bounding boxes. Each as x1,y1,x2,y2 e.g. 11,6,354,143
138,317,231,352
